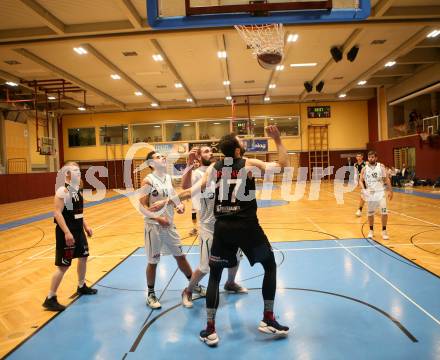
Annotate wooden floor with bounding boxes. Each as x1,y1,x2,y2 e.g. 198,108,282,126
0,184,439,358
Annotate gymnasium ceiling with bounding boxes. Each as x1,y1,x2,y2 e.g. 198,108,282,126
0,0,439,113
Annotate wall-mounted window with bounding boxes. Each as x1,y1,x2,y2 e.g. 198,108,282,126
99,125,128,145
199,120,230,140
267,116,300,136
250,118,265,137
132,124,163,143
165,122,196,142
68,127,96,147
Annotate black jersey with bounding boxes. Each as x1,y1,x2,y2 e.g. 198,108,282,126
354,161,366,176
54,183,84,229
213,158,257,219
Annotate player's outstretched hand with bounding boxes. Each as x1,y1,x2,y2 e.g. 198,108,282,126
265,125,281,141
176,203,185,214
65,232,75,246
188,147,200,165
156,216,170,227
388,191,393,201
85,226,93,237
150,199,168,212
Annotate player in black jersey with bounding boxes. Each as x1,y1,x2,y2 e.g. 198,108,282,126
43,162,97,311
354,153,367,217
161,125,290,346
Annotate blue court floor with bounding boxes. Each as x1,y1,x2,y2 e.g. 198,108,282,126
6,239,440,360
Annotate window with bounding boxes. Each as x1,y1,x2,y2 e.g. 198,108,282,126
250,118,265,137
198,120,230,140
232,119,249,136
267,116,300,136
132,124,163,143
165,122,196,141
68,127,96,147
99,125,128,145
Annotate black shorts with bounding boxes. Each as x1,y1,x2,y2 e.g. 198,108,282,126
210,217,272,268
55,225,89,267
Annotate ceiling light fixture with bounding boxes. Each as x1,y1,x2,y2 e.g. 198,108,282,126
111,74,121,80
290,63,317,67
357,80,367,86
73,47,87,55
217,51,227,59
152,54,163,62
427,30,440,38
287,34,299,43
385,61,396,67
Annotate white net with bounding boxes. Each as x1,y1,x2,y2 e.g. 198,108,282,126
234,23,284,57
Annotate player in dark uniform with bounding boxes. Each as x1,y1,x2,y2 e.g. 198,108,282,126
43,162,97,311
354,153,367,217
161,125,290,346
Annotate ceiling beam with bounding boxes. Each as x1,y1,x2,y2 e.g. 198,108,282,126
396,48,440,64
150,38,198,106
382,6,440,19
416,37,440,48
14,48,126,109
338,27,432,96
80,43,159,104
2,18,440,46
372,64,416,77
113,0,144,29
217,34,232,102
18,0,65,34
299,28,362,100
371,0,397,18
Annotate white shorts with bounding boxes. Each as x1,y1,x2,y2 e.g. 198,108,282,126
199,227,242,274
144,223,184,264
367,193,388,216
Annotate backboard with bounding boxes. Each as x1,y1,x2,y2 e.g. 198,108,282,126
147,0,371,29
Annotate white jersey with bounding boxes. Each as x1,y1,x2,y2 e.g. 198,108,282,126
364,162,386,193
192,166,215,233
144,172,175,225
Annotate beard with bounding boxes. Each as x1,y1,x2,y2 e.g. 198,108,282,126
239,145,246,157
201,157,212,166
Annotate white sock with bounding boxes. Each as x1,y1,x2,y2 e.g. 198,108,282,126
78,280,85,287
48,291,56,299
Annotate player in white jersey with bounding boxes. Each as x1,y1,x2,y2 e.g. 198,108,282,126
139,151,196,309
180,146,247,308
360,150,393,240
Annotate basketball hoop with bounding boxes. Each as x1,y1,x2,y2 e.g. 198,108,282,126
234,23,284,70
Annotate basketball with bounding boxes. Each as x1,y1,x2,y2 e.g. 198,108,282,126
257,52,283,70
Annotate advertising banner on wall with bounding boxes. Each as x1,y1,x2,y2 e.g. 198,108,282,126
189,139,268,153
242,139,268,152
153,143,188,155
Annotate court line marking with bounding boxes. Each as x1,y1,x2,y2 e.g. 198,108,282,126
28,241,440,260
322,188,440,228
305,216,440,327
0,210,138,277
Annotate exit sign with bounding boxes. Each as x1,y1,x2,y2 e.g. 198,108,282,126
307,106,331,118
